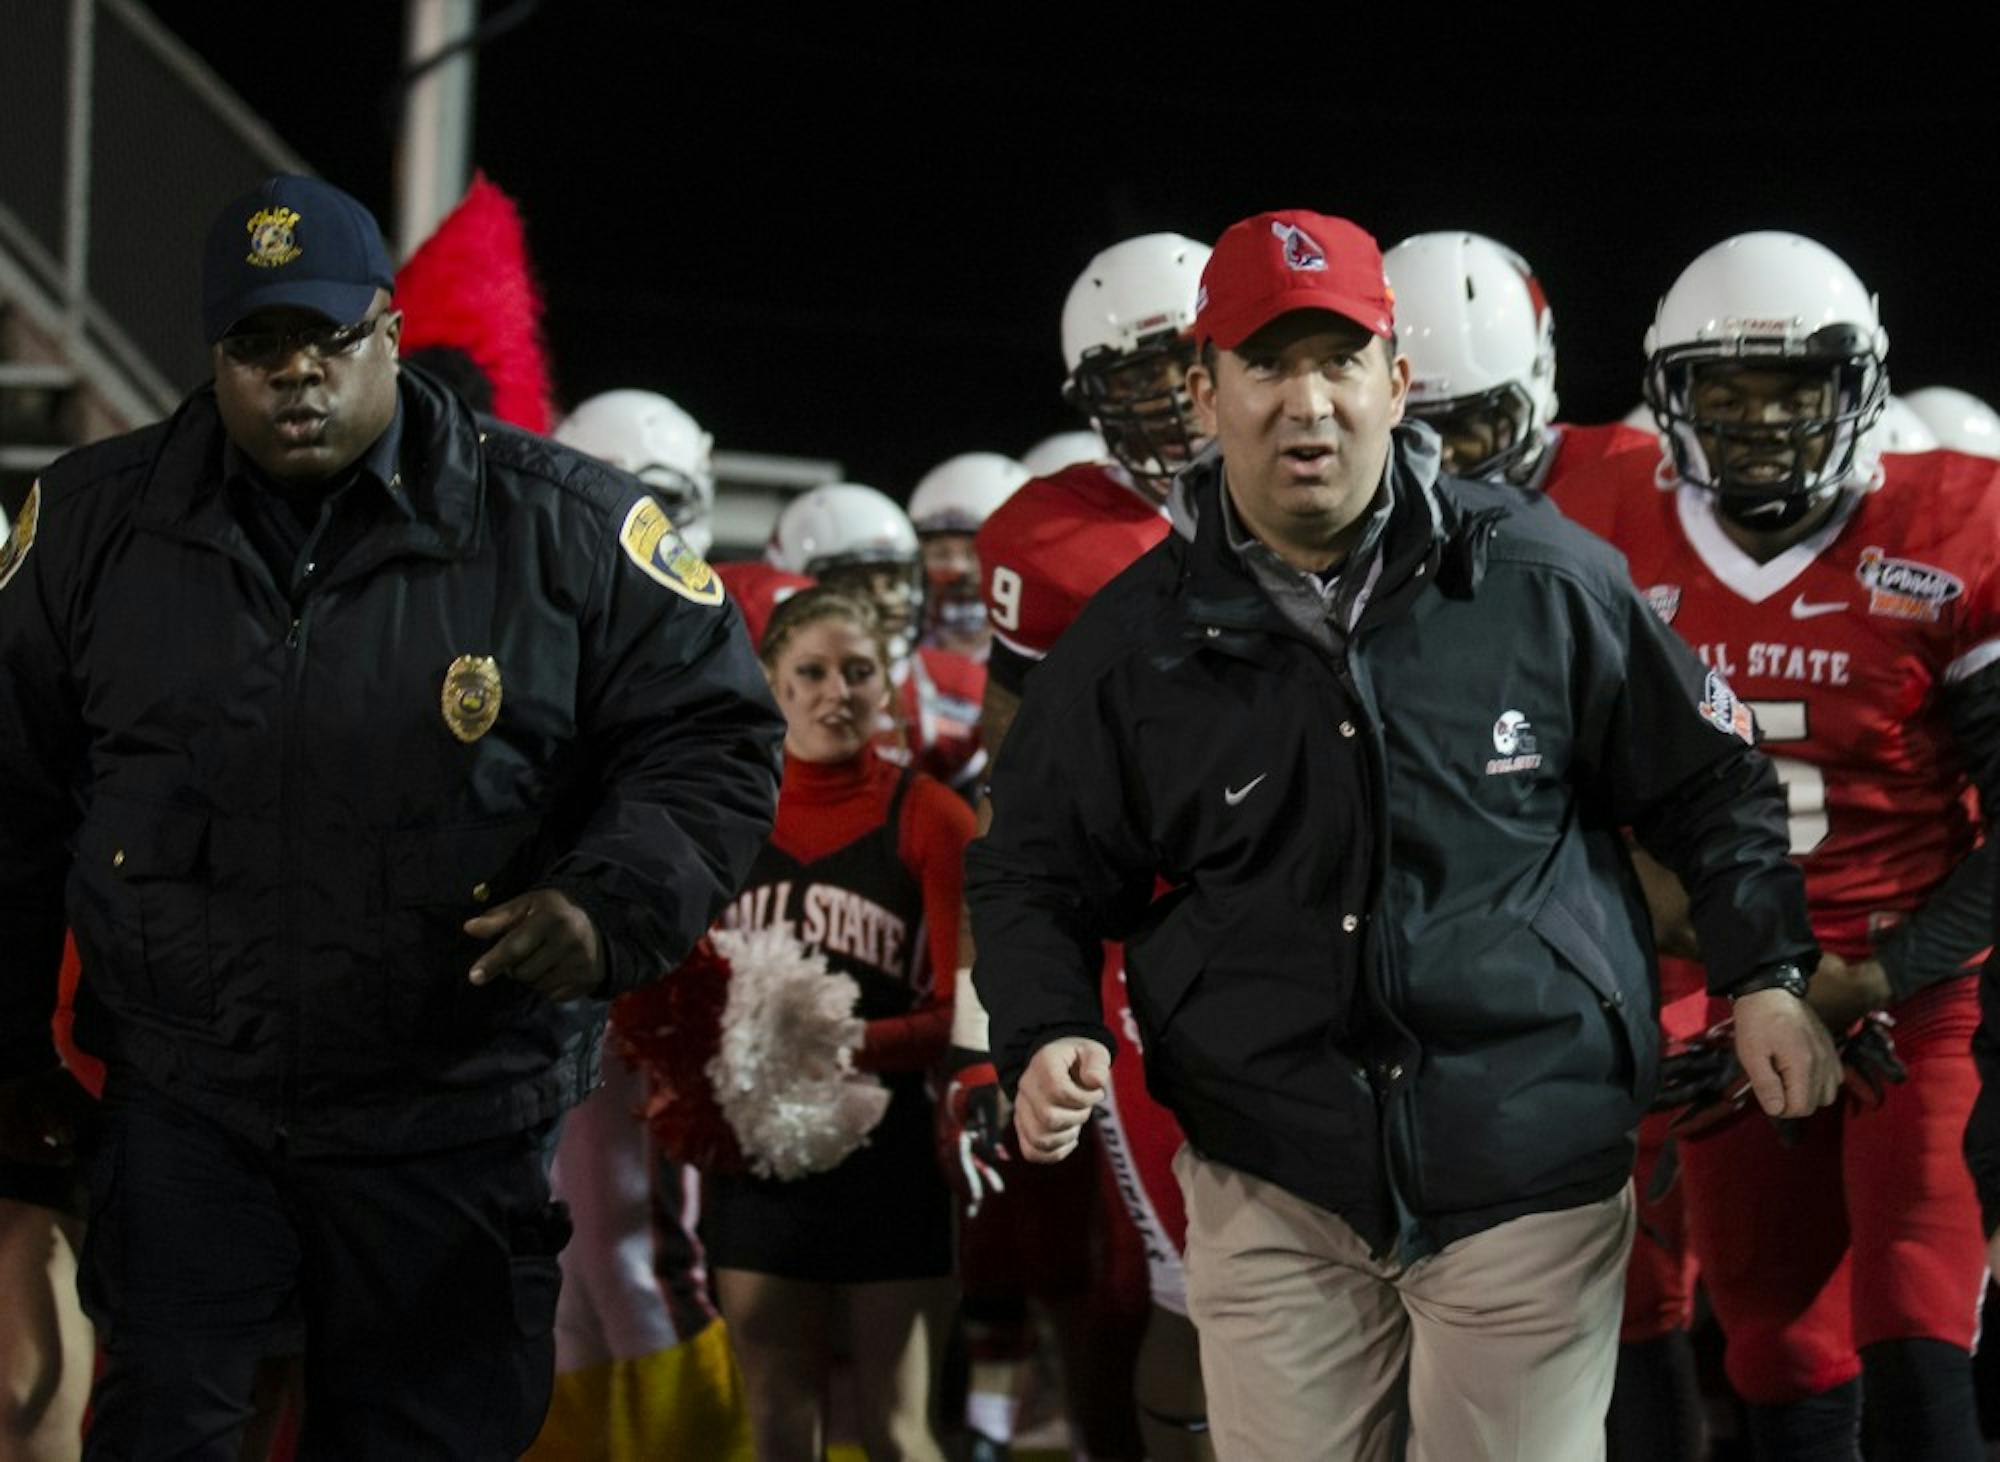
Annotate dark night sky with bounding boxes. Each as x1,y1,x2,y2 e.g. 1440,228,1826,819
141,5,1999,498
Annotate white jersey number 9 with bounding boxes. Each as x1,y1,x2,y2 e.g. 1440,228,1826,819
989,566,1023,632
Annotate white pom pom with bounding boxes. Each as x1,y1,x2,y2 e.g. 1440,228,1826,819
707,926,891,1179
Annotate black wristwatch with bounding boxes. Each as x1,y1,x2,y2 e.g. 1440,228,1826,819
1729,961,1812,1001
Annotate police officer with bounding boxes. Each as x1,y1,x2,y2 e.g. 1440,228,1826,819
0,175,783,1459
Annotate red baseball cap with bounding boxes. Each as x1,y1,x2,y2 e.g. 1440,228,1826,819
1194,210,1395,351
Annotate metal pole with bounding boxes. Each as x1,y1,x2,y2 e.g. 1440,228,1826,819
63,0,95,348
395,0,478,260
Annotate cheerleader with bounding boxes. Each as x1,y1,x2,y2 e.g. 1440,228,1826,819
703,587,972,1461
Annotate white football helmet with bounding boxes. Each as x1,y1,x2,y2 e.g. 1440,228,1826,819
1902,387,2000,459
1060,233,1212,498
907,453,1031,537
767,483,922,654
1384,232,1558,483
1876,395,1940,455
554,389,716,556
906,454,1030,651
1020,429,1109,478
1643,232,1889,527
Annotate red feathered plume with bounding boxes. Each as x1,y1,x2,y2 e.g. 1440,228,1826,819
610,936,747,1175
394,171,554,432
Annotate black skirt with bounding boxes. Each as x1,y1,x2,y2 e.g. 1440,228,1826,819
699,1070,953,1283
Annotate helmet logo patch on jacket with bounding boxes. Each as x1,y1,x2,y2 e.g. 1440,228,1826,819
1486,709,1542,775
620,496,723,606
441,654,503,743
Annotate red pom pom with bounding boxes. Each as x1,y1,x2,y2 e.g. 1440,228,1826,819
394,171,554,432
610,935,745,1174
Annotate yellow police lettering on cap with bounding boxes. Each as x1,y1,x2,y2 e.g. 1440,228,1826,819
0,481,41,592
618,496,722,606
441,655,503,743
245,207,303,269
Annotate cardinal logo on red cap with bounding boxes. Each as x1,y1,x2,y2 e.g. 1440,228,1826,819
1271,220,1327,272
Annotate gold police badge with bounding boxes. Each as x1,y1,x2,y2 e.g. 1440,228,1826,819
0,481,40,592
245,206,303,268
441,655,503,743
619,496,723,606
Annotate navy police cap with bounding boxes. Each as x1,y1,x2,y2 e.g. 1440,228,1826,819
202,174,395,344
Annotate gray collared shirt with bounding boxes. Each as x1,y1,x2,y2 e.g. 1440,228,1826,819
1219,468,1394,655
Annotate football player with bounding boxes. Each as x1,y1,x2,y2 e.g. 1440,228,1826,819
552,388,718,558
906,453,1030,661
768,483,986,796
1383,231,1652,493
950,233,1217,1462
1552,232,2000,1462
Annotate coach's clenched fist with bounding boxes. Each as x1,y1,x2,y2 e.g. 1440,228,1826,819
1013,1036,1111,1163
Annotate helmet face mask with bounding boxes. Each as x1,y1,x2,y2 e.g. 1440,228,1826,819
1407,382,1541,480
1646,328,1886,528
1064,332,1204,497
818,559,923,650
635,462,715,556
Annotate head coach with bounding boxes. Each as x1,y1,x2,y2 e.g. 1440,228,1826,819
965,208,1839,1461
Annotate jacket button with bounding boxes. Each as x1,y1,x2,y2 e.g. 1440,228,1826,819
112,849,126,869
1338,720,1356,738
1387,1063,1404,1081
472,882,491,904
1341,913,1360,933
1205,626,1221,638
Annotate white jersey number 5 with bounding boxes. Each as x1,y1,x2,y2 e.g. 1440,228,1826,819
1749,699,1828,856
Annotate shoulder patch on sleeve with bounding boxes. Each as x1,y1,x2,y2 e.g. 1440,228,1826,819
619,495,723,606
0,481,40,591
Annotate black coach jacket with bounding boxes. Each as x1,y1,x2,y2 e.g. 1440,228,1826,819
969,439,1815,1258
0,368,782,1152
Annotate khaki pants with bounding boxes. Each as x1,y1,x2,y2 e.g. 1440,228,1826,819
1175,1146,1633,1461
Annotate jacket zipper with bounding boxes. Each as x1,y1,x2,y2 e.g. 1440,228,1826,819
277,603,312,1143
1334,638,1430,1261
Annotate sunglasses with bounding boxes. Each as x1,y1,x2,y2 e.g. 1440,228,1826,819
219,313,384,367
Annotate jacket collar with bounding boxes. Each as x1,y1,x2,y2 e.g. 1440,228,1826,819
131,366,484,565
1166,423,1476,639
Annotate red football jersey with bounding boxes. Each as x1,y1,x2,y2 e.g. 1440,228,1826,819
975,462,1170,662
1552,450,2000,958
1534,420,1656,496
713,560,813,650
890,646,986,793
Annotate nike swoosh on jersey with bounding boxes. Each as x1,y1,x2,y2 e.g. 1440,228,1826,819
1224,774,1268,806
1789,596,1848,619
